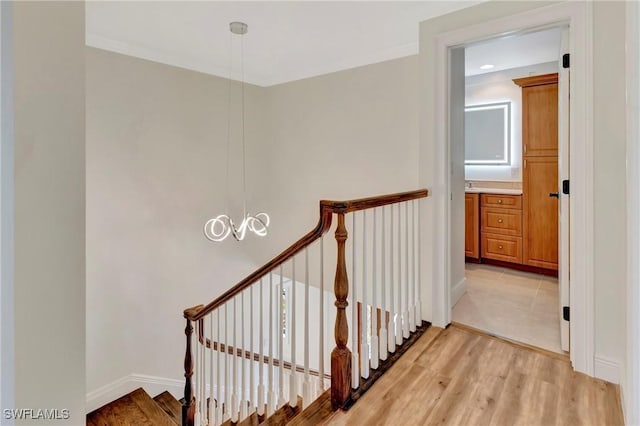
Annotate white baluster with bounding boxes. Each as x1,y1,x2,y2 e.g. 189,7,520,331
202,320,206,426
212,310,220,424
231,297,239,423
268,272,275,416
258,278,265,416
319,236,325,391
224,304,230,422
200,320,206,426
410,201,416,329
415,200,422,327
351,213,360,388
250,285,256,416
402,202,413,337
194,320,199,426
216,310,222,425
303,247,311,408
278,265,285,408
389,205,396,353
361,210,370,379
371,208,379,370
289,257,298,407
380,206,388,361
198,320,206,424
396,204,403,346
240,291,247,421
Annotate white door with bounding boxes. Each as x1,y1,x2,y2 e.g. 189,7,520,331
558,28,570,352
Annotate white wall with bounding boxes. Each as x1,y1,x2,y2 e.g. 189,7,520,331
249,56,421,265
12,2,86,424
86,48,265,399
465,61,558,182
592,0,627,379
420,0,627,381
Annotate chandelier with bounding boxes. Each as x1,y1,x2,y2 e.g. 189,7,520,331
204,22,270,242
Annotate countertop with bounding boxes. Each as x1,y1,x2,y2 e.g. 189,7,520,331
465,187,523,195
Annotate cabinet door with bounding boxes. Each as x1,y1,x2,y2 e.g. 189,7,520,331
465,193,479,259
522,83,558,157
523,157,558,269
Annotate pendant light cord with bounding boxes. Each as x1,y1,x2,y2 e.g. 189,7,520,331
225,26,247,218
241,31,247,218
225,29,232,214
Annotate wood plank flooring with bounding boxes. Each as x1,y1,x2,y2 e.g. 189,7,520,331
325,325,623,426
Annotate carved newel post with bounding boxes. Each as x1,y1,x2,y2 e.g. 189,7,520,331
331,212,352,409
182,306,202,426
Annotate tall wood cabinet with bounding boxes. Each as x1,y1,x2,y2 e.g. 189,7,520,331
514,73,559,271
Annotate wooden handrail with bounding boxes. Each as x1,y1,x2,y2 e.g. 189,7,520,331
320,189,428,214
184,189,428,321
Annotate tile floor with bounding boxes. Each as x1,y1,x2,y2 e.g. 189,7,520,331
452,263,564,354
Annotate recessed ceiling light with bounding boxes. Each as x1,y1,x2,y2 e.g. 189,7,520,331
480,64,495,70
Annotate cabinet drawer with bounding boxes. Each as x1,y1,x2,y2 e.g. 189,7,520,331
481,207,522,236
481,233,522,264
481,194,522,209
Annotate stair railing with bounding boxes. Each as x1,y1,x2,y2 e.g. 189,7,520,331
182,189,428,426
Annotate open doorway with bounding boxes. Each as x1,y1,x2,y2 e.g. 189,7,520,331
450,27,569,354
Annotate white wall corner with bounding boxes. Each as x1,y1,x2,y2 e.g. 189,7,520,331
86,374,184,413
594,356,621,384
451,277,467,308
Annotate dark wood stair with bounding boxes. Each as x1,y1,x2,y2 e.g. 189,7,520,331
154,390,182,425
86,388,332,426
86,388,179,426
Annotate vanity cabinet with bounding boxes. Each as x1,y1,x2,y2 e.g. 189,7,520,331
465,193,479,259
480,194,523,264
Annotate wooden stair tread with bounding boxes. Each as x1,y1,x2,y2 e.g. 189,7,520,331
218,397,303,426
153,391,181,425
287,390,332,426
86,388,176,426
259,396,303,425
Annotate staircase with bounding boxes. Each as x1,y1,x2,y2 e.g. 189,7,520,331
87,190,430,425
87,387,333,425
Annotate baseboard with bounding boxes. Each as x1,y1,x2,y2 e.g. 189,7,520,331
594,356,620,384
86,373,184,413
451,277,467,308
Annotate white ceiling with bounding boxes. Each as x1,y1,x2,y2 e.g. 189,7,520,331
86,2,563,86
86,1,481,87
465,27,563,76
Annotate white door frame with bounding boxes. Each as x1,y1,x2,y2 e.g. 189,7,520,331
0,0,15,416
431,2,594,375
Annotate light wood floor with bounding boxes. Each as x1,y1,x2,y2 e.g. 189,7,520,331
325,325,623,426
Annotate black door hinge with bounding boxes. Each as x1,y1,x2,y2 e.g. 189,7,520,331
562,179,570,195
562,53,570,69
563,306,570,321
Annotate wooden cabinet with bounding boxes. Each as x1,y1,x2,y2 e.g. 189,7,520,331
514,73,559,157
465,193,479,259
514,73,559,271
480,194,523,264
523,157,559,269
